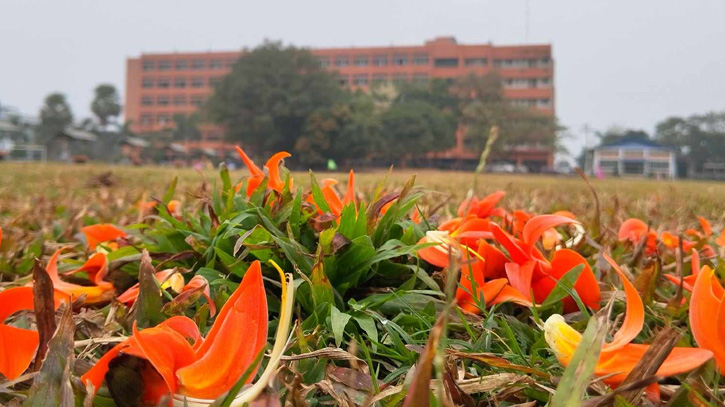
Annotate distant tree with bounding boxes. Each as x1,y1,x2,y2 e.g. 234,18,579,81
596,127,650,145
37,93,73,142
296,92,383,168
381,99,456,166
396,79,459,114
207,41,343,156
454,73,558,153
171,113,202,142
656,111,725,174
90,84,121,128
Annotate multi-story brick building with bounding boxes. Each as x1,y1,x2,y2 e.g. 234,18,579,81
125,37,555,168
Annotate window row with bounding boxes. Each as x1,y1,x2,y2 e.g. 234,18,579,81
338,73,430,86
141,58,236,71
502,77,552,89
141,76,223,88
140,95,206,107
318,53,430,68
493,58,552,69
510,98,552,108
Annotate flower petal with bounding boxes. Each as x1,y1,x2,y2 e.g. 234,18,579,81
690,266,725,369
550,249,601,311
522,214,579,246
264,151,291,192
235,146,263,177
505,261,535,298
342,170,355,208
176,261,268,399
82,224,127,250
601,253,644,353
132,323,197,397
0,324,40,380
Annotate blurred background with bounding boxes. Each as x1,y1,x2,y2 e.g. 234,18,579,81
1,0,724,179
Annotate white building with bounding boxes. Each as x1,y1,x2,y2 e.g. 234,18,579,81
587,138,677,179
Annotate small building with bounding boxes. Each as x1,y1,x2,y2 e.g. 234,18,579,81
587,138,676,179
120,136,150,164
46,127,98,162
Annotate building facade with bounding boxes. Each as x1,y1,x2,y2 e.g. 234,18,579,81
586,138,677,179
125,37,555,166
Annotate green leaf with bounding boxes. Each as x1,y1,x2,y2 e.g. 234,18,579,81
136,250,163,328
330,306,352,347
289,190,303,241
162,176,178,203
354,313,379,347
541,264,585,308
550,311,609,407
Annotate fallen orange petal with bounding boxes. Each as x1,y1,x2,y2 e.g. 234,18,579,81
601,253,645,353
690,266,725,369
132,323,197,396
522,214,579,247
550,249,601,311
176,261,268,399
697,216,713,237
618,218,649,244
505,261,535,299
82,224,127,250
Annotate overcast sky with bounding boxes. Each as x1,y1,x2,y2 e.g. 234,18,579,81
1,0,724,158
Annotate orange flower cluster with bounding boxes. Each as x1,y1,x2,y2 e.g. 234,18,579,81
417,192,600,313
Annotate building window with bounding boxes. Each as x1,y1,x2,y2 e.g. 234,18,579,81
623,161,645,174
599,160,618,172
649,161,670,171
536,99,552,108
353,74,369,86
334,56,349,67
174,78,187,88
208,76,222,87
354,55,369,67
175,60,188,70
434,58,459,67
157,96,170,106
539,57,551,67
173,96,187,106
317,56,330,68
413,53,429,65
191,77,204,88
538,77,551,88
393,54,408,66
465,57,488,66
157,78,171,88
392,73,408,84
190,96,204,106
142,60,155,71
338,75,349,86
157,115,171,125
372,74,388,85
373,54,388,66
209,59,223,69
413,73,429,82
142,77,154,88
226,58,237,68
140,115,153,126
158,60,171,71
192,59,205,70
141,96,154,106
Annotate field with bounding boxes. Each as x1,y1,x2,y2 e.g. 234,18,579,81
1,159,725,407
2,162,724,227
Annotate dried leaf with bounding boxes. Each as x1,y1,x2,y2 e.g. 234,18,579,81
402,304,449,407
32,258,57,368
23,305,74,407
618,327,680,405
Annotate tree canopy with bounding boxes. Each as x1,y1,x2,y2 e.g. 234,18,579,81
207,41,343,157
38,93,73,142
90,84,122,127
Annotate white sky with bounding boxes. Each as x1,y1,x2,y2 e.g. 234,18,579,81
1,0,724,158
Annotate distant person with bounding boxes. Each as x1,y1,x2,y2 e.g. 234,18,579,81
327,159,338,171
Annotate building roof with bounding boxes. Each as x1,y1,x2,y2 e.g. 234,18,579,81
597,137,671,150
61,127,98,142
121,136,150,148
0,121,21,132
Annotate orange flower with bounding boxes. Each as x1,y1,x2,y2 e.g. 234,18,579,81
491,215,601,312
82,224,127,250
0,287,67,380
545,252,712,387
697,216,713,237
117,271,217,317
618,218,657,255
41,249,115,305
664,249,702,292
689,264,725,369
457,190,506,218
716,229,725,247
307,171,355,217
83,260,269,403
234,146,293,197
